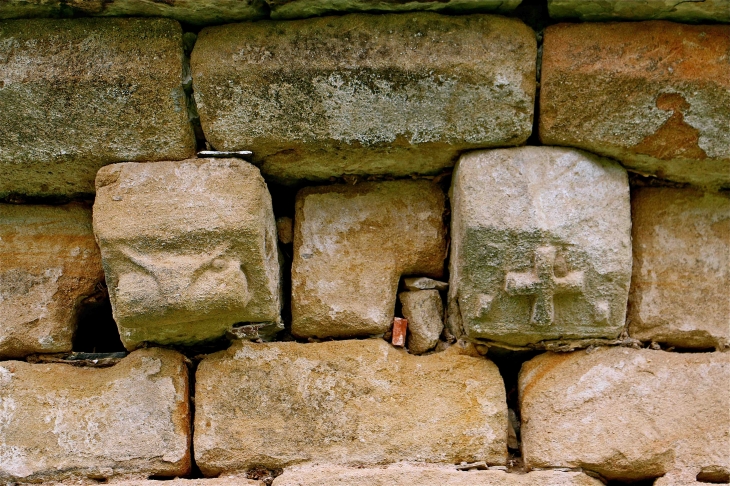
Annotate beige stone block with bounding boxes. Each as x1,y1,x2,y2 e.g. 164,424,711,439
547,0,730,22
0,203,104,359
0,18,195,198
629,187,729,349
291,180,447,339
273,464,604,485
448,147,632,347
93,158,280,350
194,339,507,474
399,290,444,354
104,477,261,486
0,348,190,483
540,22,730,189
519,347,730,481
191,13,536,184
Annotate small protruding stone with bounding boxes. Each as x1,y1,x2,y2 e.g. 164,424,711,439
276,216,294,245
399,290,444,354
392,318,408,347
403,277,449,292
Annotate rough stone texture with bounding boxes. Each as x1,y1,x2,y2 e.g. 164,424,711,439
191,13,536,184
399,290,444,354
547,0,730,22
267,0,522,20
629,187,729,349
102,478,261,486
448,147,632,347
519,347,730,481
0,18,195,198
655,468,730,485
273,465,604,485
403,276,448,291
0,203,104,359
540,21,730,190
194,339,507,474
93,158,280,350
0,0,267,25
291,180,447,339
0,348,190,483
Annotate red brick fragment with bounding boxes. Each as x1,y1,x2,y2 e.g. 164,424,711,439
392,318,408,347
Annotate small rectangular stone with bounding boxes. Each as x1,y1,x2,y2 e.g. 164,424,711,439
0,348,190,483
191,13,536,183
0,203,104,359
629,187,729,349
194,339,507,474
519,348,730,481
547,0,730,22
540,21,730,189
391,317,407,347
0,18,196,198
93,158,281,350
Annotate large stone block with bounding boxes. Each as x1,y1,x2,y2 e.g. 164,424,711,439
103,478,261,486
629,187,729,349
93,158,280,350
194,339,507,474
191,13,536,184
540,22,730,189
291,180,447,338
448,147,632,347
273,465,603,485
267,0,522,20
547,0,730,22
0,348,190,483
0,203,104,359
519,348,730,481
0,18,195,198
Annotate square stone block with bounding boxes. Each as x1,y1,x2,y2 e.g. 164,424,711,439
93,158,281,350
449,147,632,346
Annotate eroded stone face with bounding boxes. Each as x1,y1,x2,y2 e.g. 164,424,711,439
0,18,195,198
449,147,632,347
399,290,444,354
629,187,729,349
0,348,190,483
0,203,104,359
519,348,730,481
540,22,730,189
194,339,507,474
291,180,447,339
547,0,730,22
191,13,536,184
93,158,280,350
103,478,261,486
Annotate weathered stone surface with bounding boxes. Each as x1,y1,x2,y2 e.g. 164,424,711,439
448,147,632,347
0,0,267,25
194,339,507,474
403,276,448,291
519,348,730,480
192,14,536,184
629,187,729,349
655,468,730,486
0,203,103,359
291,180,447,338
540,22,730,189
273,465,603,485
547,0,730,22
0,18,195,198
93,158,280,350
0,348,190,482
101,477,261,486
267,0,522,20
399,290,444,354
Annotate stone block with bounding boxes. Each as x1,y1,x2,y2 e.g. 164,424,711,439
540,22,730,189
0,18,195,198
191,13,536,184
194,339,507,474
399,290,444,354
629,187,729,349
547,0,730,22
0,203,104,359
0,348,190,483
93,158,280,350
267,0,522,20
273,465,604,485
448,147,632,347
103,478,261,486
519,347,730,481
291,180,447,339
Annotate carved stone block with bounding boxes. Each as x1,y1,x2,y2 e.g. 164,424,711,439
93,158,281,350
448,147,632,346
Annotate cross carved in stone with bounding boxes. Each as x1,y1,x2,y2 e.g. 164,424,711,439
504,246,584,326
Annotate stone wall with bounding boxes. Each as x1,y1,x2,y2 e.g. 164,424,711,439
0,1,728,485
